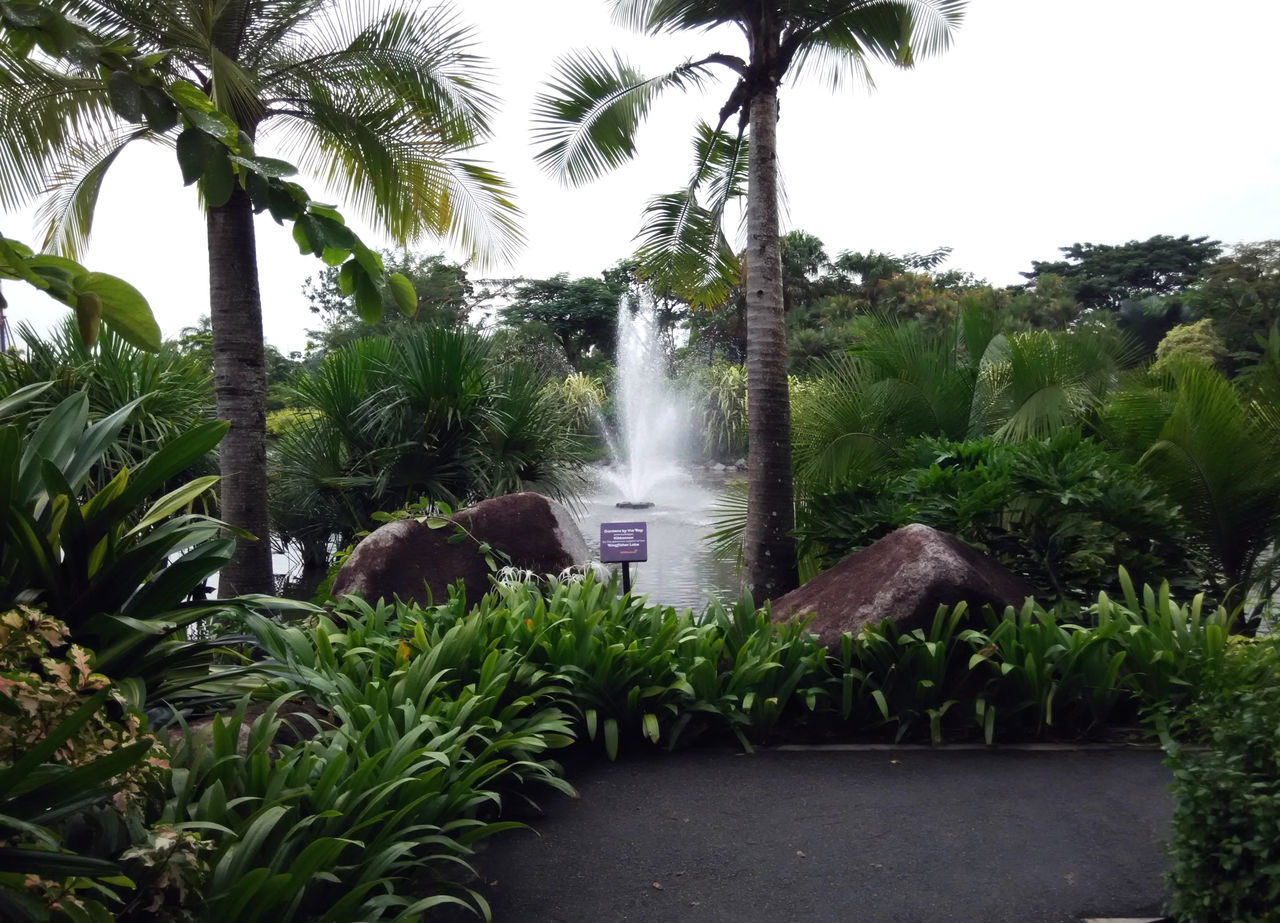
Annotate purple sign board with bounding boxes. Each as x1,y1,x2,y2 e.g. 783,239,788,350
600,521,648,563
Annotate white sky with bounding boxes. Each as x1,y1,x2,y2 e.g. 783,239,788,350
4,0,1279,355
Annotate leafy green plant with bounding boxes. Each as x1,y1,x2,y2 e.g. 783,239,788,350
270,325,588,569
156,602,578,922
0,391,277,705
795,431,1195,603
0,320,215,499
1164,637,1280,922
0,608,166,923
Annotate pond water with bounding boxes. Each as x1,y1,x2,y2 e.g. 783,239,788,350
571,467,743,613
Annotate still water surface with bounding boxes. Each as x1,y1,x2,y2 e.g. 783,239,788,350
571,467,742,613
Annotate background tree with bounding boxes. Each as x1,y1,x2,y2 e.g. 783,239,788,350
533,0,965,597
2,0,519,595
304,251,473,356
1022,235,1222,311
499,273,627,372
1186,240,1280,364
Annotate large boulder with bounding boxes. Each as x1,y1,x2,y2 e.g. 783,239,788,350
770,523,1032,647
332,492,589,607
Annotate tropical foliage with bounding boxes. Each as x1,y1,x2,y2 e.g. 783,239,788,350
533,0,967,597
0,0,520,595
0,319,214,496
270,325,589,570
795,431,1196,602
1164,635,1280,923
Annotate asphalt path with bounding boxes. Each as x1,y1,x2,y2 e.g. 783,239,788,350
466,748,1172,923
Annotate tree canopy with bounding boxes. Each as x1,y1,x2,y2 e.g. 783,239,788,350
1022,235,1222,311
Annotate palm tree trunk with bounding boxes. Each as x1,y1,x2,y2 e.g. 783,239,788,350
743,84,799,599
208,185,274,596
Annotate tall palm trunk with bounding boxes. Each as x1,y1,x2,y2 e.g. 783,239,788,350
208,185,273,596
743,81,799,599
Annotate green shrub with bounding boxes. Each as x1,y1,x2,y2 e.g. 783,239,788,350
0,607,187,923
153,604,577,921
0,391,292,711
1165,637,1280,922
795,431,1198,603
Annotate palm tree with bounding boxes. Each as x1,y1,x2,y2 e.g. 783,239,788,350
533,0,965,597
1,0,520,594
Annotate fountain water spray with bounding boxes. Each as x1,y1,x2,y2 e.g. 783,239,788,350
603,294,689,507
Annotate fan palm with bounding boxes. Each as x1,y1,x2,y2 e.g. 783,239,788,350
271,325,587,577
533,0,966,596
0,0,520,594
0,318,215,496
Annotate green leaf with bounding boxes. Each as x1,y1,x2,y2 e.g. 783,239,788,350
106,71,143,123
603,717,619,760
291,215,325,257
176,127,214,186
353,266,382,323
642,712,660,743
388,273,417,317
337,260,358,296
320,246,349,267
140,86,178,133
201,147,235,208
186,108,238,145
169,79,214,113
73,272,159,351
312,215,355,251
0,847,122,878
227,154,297,179
129,475,219,534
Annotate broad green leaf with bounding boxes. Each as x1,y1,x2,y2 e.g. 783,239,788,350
353,266,382,323
129,475,220,534
292,215,325,256
320,247,349,267
106,71,143,122
140,85,178,132
176,126,214,186
0,237,45,287
337,260,358,296
186,108,238,144
74,272,159,351
388,273,417,317
228,154,297,178
169,79,214,113
201,148,235,208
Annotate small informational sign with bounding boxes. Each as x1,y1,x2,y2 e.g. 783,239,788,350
600,521,648,563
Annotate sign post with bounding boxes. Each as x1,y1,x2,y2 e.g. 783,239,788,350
600,521,648,594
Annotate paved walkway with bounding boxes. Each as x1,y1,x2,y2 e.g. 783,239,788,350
467,748,1172,923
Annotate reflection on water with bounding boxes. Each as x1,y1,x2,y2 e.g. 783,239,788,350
572,467,742,613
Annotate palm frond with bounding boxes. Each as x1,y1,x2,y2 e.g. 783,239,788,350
0,45,119,211
532,49,714,185
786,0,967,87
610,0,746,35
791,353,896,493
35,127,154,258
1134,365,1280,596
633,190,739,309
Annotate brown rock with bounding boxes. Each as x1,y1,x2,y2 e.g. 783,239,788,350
770,523,1032,647
331,492,589,608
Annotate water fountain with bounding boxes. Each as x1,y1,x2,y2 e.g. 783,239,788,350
601,294,688,508
570,292,742,611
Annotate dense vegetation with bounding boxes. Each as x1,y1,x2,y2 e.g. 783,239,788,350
3,3,1279,920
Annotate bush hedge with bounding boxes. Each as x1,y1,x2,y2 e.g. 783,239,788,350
1165,637,1280,923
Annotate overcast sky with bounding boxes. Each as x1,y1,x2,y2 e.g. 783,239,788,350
4,0,1279,354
